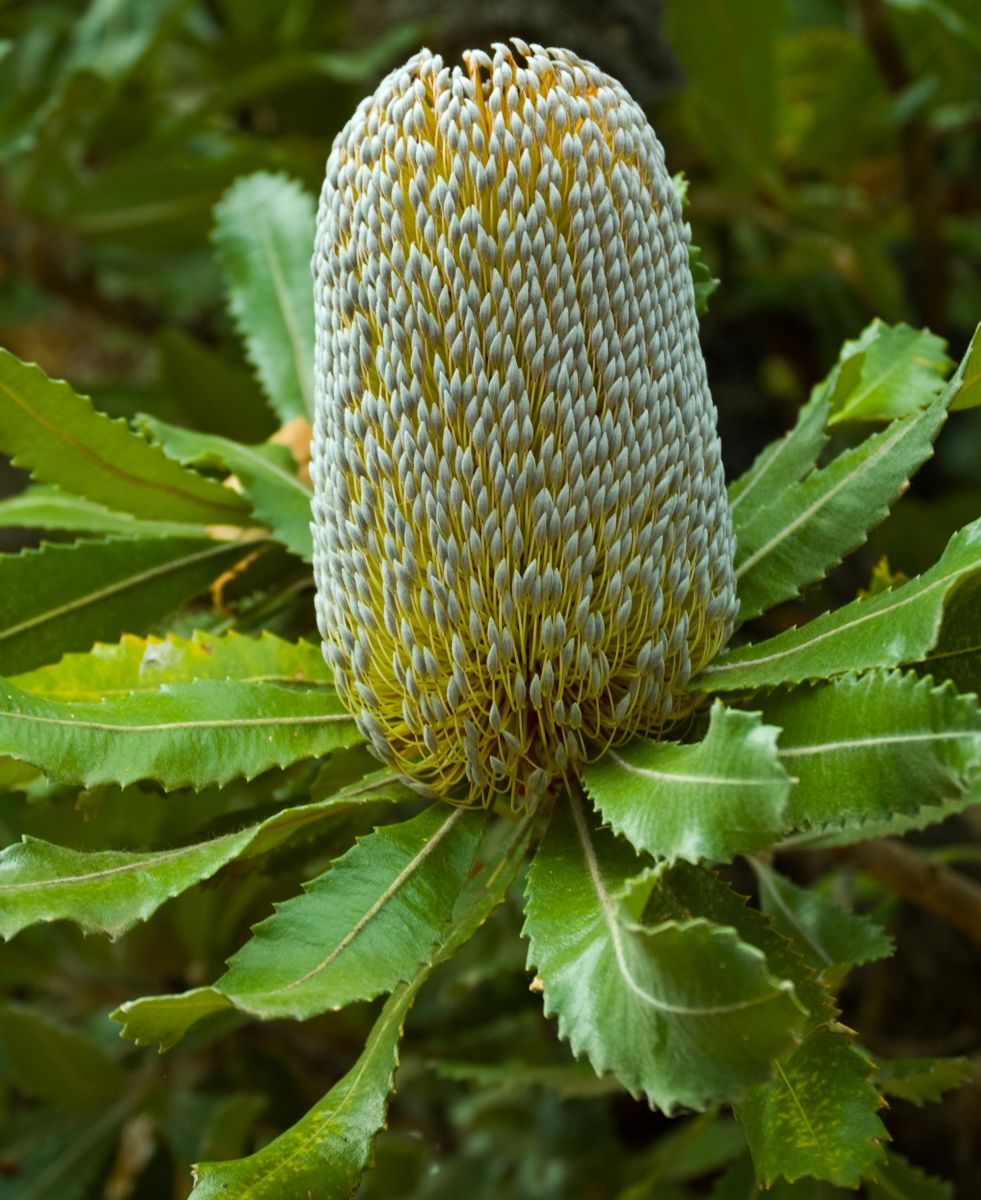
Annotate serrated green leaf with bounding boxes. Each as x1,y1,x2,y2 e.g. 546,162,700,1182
926,571,981,694
700,518,981,692
212,172,316,422
947,322,981,412
0,484,212,538
184,813,534,1197
215,804,484,1020
874,1055,973,1106
689,243,719,316
0,348,251,525
10,629,330,701
711,1154,854,1198
114,987,236,1054
0,771,405,940
825,319,951,425
728,388,831,528
752,861,893,970
868,1150,952,1200
0,536,253,675
137,414,314,561
584,703,792,863
761,671,981,834
0,1004,124,1108
523,796,805,1112
734,399,946,621
735,1028,887,1187
0,676,360,790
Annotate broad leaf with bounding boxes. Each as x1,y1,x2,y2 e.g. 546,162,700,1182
752,861,893,970
184,814,535,1197
212,172,316,421
0,535,253,675
0,676,361,790
728,388,830,530
825,319,951,424
734,398,946,621
137,414,314,561
0,1004,124,1108
0,771,407,940
11,629,331,701
700,517,981,691
584,703,792,863
947,321,981,412
761,671,981,834
926,570,981,694
523,796,805,1112
214,804,484,1019
874,1056,973,1106
0,485,211,538
0,348,251,525
735,1028,887,1187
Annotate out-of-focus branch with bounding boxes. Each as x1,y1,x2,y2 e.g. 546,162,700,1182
855,0,948,331
835,838,981,947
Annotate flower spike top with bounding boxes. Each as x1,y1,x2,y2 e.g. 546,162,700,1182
311,39,738,807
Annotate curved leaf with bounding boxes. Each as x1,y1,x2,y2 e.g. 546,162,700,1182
212,172,316,421
0,536,253,675
0,485,210,538
584,703,792,863
0,348,250,525
762,671,981,835
700,518,981,692
0,676,361,790
523,796,805,1112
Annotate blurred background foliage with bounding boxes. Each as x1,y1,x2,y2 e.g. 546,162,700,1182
1,0,980,1196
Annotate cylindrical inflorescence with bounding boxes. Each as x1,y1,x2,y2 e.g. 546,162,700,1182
311,39,738,807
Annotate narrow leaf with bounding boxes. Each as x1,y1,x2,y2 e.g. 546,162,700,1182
0,348,251,524
700,517,981,691
752,861,893,970
212,172,316,421
947,322,981,412
184,814,534,1197
0,677,361,790
114,987,235,1054
761,671,981,834
0,485,211,538
137,414,314,561
584,703,792,863
735,1028,887,1187
11,629,330,701
215,804,484,1019
0,771,405,940
0,536,253,675
825,319,951,425
735,398,946,621
523,795,805,1112
0,1004,124,1108
869,1151,953,1200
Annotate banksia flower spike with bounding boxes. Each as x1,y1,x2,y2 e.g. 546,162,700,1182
311,39,738,808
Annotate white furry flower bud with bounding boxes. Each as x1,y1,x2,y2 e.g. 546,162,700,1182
311,39,737,806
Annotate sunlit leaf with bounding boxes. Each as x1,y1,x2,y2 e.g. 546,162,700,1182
0,485,211,538
584,703,792,863
825,319,951,424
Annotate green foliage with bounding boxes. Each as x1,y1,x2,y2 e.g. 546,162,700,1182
1,4,980,1194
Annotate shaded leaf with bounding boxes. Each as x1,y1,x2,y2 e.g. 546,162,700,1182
874,1055,973,1107
0,348,250,525
735,1028,887,1187
752,861,893,970
0,771,406,940
428,1059,622,1099
0,536,253,675
735,398,946,621
761,670,981,834
0,1103,126,1200
0,1004,124,1108
700,517,981,691
825,319,951,424
868,1150,953,1200
11,629,330,701
523,796,805,1112
212,172,316,421
584,703,792,863
947,321,981,412
0,676,361,790
137,414,314,561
